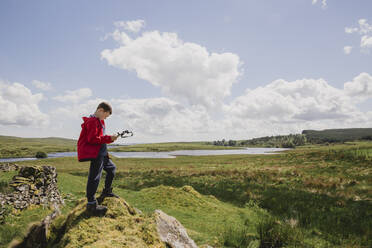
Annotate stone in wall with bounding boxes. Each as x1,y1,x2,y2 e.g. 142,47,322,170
0,165,64,218
0,163,20,172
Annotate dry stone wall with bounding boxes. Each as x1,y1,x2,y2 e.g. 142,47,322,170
0,164,64,214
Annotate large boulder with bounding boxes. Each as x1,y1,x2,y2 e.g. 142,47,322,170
155,209,198,248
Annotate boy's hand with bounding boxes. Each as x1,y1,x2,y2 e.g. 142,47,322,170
111,135,119,142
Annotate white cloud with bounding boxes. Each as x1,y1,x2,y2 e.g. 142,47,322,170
101,28,242,108
344,72,372,100
345,19,372,35
345,19,372,52
51,97,219,142
112,97,216,138
114,20,145,33
13,72,371,142
361,35,372,50
0,81,49,126
345,27,358,34
312,0,327,9
222,75,372,139
32,80,52,91
358,19,372,34
53,88,92,103
343,46,352,55
224,78,354,122
52,98,106,119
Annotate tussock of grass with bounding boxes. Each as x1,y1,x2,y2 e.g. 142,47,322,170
0,170,18,194
220,218,258,248
257,216,304,248
46,197,165,248
118,184,268,247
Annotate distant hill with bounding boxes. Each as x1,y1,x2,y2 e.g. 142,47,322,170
0,135,76,145
211,128,372,148
0,135,77,158
302,128,372,143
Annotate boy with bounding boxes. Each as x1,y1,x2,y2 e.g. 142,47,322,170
77,102,119,215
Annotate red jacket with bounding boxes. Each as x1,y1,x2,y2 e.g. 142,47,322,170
77,116,113,162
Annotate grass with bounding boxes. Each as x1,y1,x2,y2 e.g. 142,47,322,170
0,135,76,158
0,205,52,247
43,197,164,248
0,136,239,158
108,141,239,152
0,141,371,247
0,170,18,194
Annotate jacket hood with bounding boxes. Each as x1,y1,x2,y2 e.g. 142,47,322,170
81,116,105,126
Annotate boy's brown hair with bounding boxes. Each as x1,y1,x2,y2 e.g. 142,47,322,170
97,102,112,114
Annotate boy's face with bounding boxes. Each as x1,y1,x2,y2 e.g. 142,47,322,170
96,108,111,120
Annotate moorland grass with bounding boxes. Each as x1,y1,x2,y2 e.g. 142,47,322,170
0,136,76,158
108,141,239,152
0,171,18,194
0,136,238,158
0,142,371,247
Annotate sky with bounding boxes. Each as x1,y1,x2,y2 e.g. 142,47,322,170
0,0,371,143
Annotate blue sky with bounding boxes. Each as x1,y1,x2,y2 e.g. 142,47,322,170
0,0,371,142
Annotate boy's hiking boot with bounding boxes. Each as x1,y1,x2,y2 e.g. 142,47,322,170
86,201,107,216
97,187,119,204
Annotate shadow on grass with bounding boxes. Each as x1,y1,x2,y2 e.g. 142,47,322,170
69,170,372,246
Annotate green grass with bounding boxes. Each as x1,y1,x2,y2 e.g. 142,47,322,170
1,142,371,247
0,170,18,194
0,136,239,158
0,205,52,247
0,135,76,158
109,141,239,152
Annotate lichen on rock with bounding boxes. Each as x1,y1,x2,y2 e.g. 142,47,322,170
0,163,20,172
0,165,64,212
155,209,198,248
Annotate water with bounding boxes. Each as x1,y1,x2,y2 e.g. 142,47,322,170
0,148,289,162
111,148,289,158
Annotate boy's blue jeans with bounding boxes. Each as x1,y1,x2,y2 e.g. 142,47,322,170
86,155,116,203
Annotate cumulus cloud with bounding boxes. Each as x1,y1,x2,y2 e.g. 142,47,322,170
101,27,242,108
53,88,92,103
0,81,49,126
344,72,372,100
51,97,219,141
44,73,372,142
32,80,52,91
343,46,352,55
114,19,145,33
52,98,105,118
345,19,372,52
224,78,354,122
222,74,372,138
112,97,215,137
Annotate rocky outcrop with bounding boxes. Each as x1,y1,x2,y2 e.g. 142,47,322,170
12,196,201,248
0,165,64,210
155,209,198,248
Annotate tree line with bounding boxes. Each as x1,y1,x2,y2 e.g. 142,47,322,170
210,134,307,148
